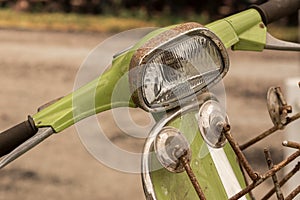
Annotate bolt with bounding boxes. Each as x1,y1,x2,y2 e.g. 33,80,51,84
259,23,265,29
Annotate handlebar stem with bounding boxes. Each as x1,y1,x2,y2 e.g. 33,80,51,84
206,9,267,51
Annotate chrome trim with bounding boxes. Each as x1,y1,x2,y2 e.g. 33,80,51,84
142,100,203,199
265,32,300,51
129,23,230,113
208,146,247,200
0,127,54,169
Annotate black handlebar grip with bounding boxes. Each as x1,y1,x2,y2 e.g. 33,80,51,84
0,116,38,157
252,0,300,25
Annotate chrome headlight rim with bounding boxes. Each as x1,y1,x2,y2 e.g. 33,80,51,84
129,22,229,113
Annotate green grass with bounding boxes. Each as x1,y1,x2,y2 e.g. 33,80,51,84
0,9,155,33
0,8,297,42
0,8,212,33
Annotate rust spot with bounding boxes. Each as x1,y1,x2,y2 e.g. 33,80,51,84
129,22,205,111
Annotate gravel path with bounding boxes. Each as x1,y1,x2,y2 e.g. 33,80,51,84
0,29,299,200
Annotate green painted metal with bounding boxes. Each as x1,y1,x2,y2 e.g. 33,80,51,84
151,113,228,199
223,144,249,194
33,8,267,133
206,8,267,51
205,19,239,48
149,9,267,199
32,8,267,199
33,26,173,132
149,9,267,198
33,53,135,132
150,111,251,200
232,22,267,51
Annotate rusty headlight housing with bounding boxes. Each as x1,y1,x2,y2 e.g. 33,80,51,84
129,22,229,112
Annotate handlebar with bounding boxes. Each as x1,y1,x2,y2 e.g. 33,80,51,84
252,0,300,25
0,116,38,157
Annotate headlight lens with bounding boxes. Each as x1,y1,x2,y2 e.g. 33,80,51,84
129,22,229,112
143,35,223,106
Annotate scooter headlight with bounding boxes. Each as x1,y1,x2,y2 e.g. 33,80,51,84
129,22,229,112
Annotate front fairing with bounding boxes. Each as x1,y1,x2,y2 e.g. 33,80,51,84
142,8,268,199
142,101,250,200
31,7,268,200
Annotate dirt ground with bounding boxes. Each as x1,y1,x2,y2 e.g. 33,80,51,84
0,29,299,200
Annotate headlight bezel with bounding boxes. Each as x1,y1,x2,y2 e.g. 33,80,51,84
129,22,229,113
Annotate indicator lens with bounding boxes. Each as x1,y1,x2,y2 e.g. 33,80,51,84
198,100,228,148
154,126,191,173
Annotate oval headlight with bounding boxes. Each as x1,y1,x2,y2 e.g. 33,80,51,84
129,22,229,112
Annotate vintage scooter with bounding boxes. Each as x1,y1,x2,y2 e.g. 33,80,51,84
0,0,300,199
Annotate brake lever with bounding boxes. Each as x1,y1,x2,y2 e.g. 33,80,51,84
265,32,300,51
0,127,54,169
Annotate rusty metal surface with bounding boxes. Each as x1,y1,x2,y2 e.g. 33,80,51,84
221,96,300,200
240,86,298,150
180,152,206,200
262,162,300,200
223,126,259,181
264,148,284,200
282,141,300,149
129,22,205,112
128,22,229,112
285,185,300,200
240,111,300,150
141,75,300,199
228,147,300,200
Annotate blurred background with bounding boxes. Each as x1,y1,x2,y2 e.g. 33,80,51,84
0,0,299,200
0,0,298,40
